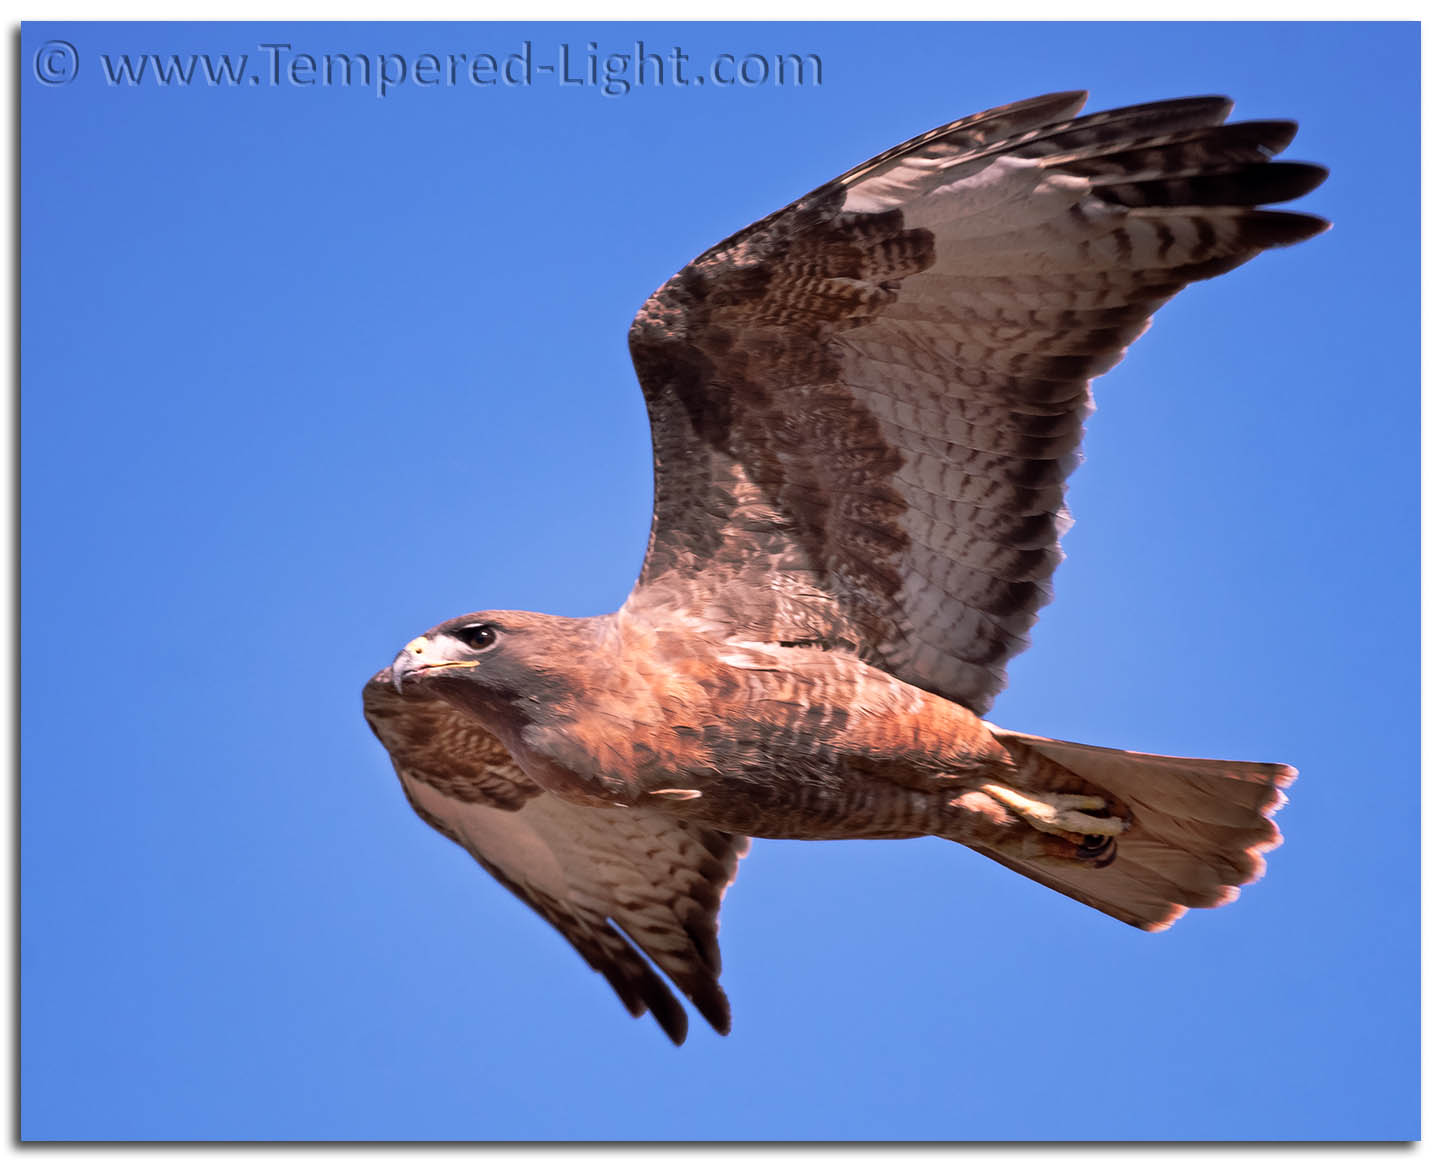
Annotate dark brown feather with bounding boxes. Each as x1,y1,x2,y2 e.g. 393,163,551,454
626,91,1328,713
363,674,748,1044
363,92,1323,1043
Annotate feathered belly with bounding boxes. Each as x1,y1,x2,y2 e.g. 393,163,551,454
621,654,1020,838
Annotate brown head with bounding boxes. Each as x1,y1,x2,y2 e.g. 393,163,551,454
386,610,609,734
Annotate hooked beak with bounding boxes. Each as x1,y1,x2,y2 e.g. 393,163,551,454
389,649,417,693
388,635,479,693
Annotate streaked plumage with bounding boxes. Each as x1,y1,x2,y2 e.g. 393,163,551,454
364,92,1326,1044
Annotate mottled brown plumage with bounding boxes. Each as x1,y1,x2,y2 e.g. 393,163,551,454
364,92,1323,1044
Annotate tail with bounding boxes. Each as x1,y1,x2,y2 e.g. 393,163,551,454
982,727,1294,932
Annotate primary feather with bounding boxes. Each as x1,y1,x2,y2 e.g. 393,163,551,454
365,92,1325,1043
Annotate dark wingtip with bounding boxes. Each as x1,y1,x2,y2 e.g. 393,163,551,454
1075,93,1234,127
1259,210,1333,246
654,1004,689,1047
629,969,690,1046
1269,161,1330,203
693,989,733,1039
1245,118,1300,155
1025,90,1090,120
1157,94,1234,121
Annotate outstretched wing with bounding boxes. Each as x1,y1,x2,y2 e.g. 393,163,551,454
626,91,1328,714
362,675,749,1045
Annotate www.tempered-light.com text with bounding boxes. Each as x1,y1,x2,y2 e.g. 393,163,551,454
34,40,825,97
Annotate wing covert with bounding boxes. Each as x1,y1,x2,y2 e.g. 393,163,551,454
363,675,750,1045
625,91,1328,713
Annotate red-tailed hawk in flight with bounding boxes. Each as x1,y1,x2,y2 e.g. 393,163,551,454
365,92,1327,1044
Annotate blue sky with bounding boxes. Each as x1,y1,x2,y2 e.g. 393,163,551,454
21,21,1417,1142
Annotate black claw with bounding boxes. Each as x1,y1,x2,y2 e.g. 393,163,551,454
1078,834,1117,867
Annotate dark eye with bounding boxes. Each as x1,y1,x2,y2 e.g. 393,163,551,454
454,623,498,651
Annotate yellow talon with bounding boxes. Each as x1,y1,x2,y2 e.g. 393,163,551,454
980,783,1125,838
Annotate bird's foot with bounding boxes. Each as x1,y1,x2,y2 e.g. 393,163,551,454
979,784,1125,838
978,782,1126,865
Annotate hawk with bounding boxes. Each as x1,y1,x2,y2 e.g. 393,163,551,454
364,91,1327,1044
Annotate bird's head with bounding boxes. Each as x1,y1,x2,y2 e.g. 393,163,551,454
386,610,599,724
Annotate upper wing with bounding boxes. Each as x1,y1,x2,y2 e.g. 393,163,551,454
362,675,750,1045
626,91,1328,714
